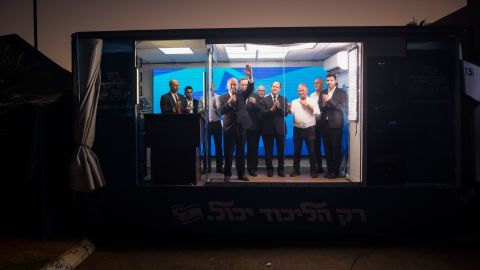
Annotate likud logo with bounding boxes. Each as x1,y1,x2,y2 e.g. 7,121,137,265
171,204,204,224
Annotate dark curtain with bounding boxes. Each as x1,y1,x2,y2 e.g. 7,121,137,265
69,39,106,192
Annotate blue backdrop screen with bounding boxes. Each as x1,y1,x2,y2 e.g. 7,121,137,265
153,66,348,156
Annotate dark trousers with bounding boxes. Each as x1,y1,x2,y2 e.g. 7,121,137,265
203,120,223,170
264,133,285,172
223,125,247,177
314,120,324,171
247,130,261,172
322,124,343,174
293,126,316,172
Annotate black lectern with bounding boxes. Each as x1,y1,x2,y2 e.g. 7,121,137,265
144,114,201,185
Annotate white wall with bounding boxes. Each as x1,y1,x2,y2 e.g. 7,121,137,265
0,0,466,71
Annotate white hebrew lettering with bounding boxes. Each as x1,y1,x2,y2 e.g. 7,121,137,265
259,208,274,221
336,209,367,227
207,201,234,221
300,202,332,222
207,201,253,221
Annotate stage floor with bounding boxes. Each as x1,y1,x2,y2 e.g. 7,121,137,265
201,158,353,185
144,158,356,186
203,169,350,185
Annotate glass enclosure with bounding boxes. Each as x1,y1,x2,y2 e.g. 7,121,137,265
135,39,363,186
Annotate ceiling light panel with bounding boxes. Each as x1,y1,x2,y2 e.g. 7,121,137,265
159,47,194,54
225,47,256,59
258,52,287,59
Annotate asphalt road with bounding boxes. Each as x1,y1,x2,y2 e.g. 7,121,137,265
76,235,480,270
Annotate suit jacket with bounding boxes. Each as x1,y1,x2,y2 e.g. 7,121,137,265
220,82,254,132
320,87,347,128
160,92,187,113
185,98,199,113
262,94,288,135
245,93,265,131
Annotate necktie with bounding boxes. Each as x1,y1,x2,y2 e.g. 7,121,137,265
273,95,277,103
174,94,180,113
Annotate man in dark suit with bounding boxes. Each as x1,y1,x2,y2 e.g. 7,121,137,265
320,73,347,179
220,65,254,182
310,77,326,174
184,86,199,113
245,85,266,176
160,79,187,113
262,81,288,177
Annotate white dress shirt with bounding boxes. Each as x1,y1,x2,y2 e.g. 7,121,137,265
170,92,179,103
328,87,336,99
186,99,193,113
290,97,320,128
309,91,323,120
199,94,221,122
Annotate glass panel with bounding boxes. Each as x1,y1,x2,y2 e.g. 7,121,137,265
284,46,323,179
202,45,215,182
201,41,362,184
96,40,136,188
132,38,366,186
136,39,206,186
283,43,348,180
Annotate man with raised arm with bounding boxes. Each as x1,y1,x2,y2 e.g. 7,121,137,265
220,65,254,182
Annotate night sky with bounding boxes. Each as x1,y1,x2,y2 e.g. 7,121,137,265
0,0,467,70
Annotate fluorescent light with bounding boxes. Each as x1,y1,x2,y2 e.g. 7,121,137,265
225,47,256,59
225,43,316,59
287,43,316,50
225,47,248,53
228,54,256,59
246,44,286,52
258,52,287,59
159,47,194,54
246,43,316,52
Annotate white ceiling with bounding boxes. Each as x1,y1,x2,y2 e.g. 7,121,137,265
136,40,207,64
136,40,354,64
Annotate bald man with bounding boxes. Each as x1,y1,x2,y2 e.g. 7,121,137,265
262,81,288,177
160,79,187,113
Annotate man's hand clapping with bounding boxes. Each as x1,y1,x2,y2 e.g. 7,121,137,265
300,99,308,107
270,100,280,111
228,93,237,105
322,93,330,104
175,100,182,112
274,100,280,109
